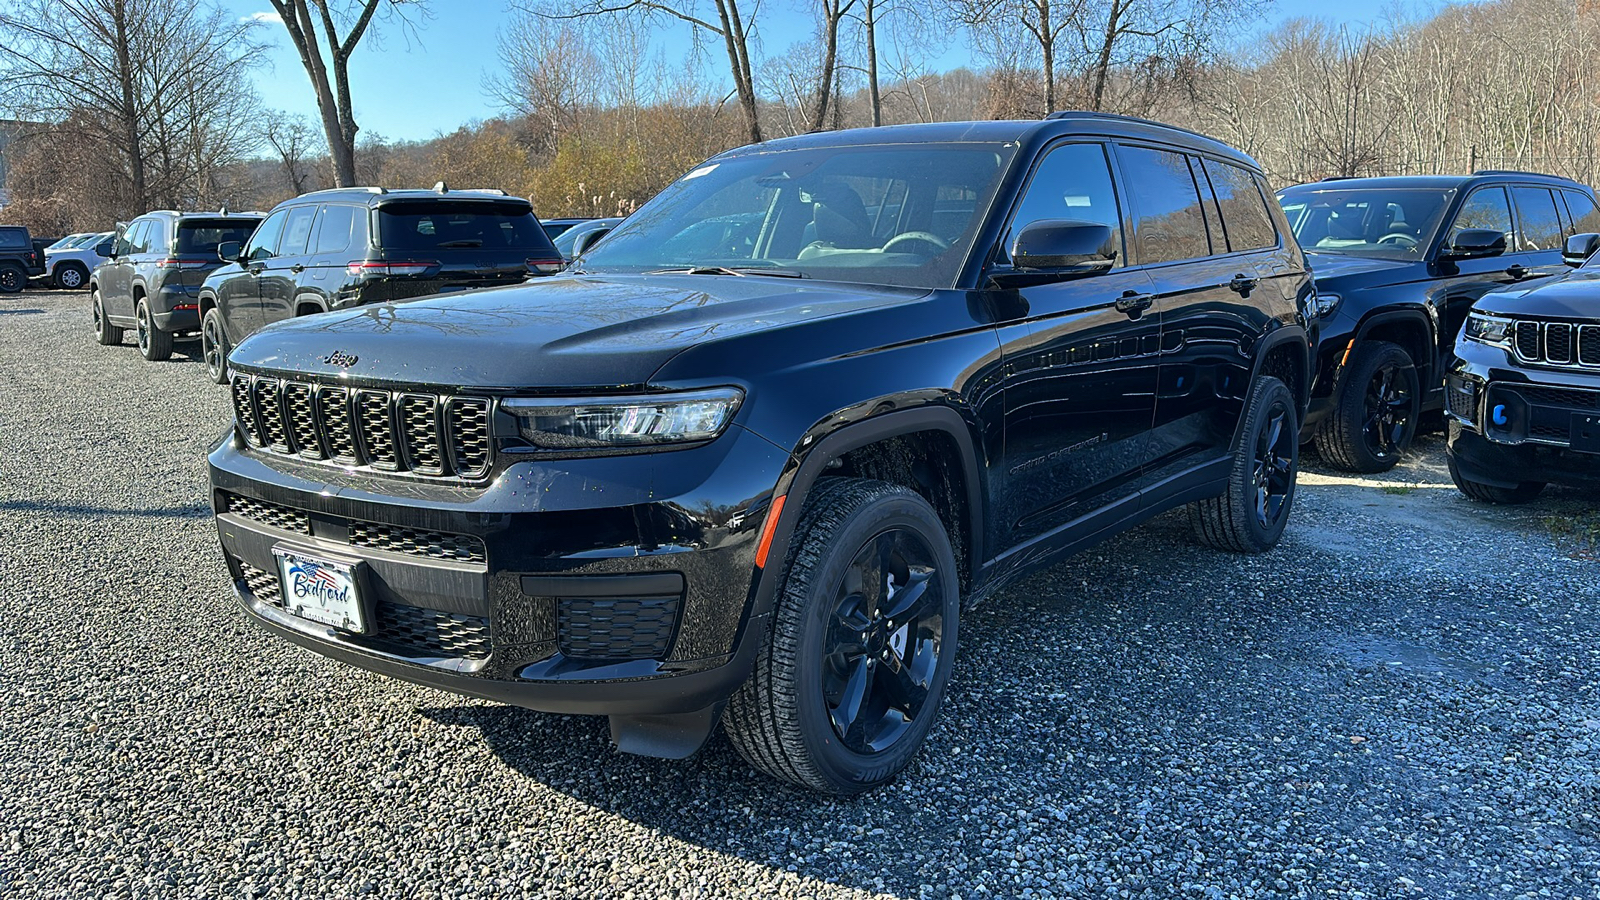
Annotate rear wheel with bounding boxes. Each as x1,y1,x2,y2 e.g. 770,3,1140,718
92,290,123,345
0,263,24,293
135,298,173,361
1314,341,1420,473
54,262,88,290
1448,454,1545,504
725,478,959,795
201,307,229,384
1191,376,1299,554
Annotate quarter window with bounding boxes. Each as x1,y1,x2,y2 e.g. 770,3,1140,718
1512,187,1564,251
1002,142,1122,263
1117,145,1210,265
1206,160,1278,251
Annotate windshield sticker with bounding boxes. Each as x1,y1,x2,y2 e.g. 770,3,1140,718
683,163,718,180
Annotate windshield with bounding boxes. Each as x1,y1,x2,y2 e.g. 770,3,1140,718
378,200,555,254
46,234,84,250
1278,187,1453,261
579,142,1019,289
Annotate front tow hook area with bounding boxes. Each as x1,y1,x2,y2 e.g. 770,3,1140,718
609,701,727,759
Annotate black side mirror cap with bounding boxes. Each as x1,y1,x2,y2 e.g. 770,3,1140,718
217,241,242,264
1008,219,1117,273
1563,232,1599,267
1443,228,1507,259
95,241,113,257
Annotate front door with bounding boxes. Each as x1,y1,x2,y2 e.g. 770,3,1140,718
257,205,319,327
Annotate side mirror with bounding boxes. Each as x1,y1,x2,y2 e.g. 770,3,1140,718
1009,219,1116,273
1563,232,1599,267
573,228,611,257
1443,228,1507,259
217,241,242,264
95,240,113,257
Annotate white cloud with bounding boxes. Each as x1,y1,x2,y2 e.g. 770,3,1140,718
241,11,284,25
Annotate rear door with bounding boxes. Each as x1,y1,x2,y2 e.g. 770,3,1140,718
257,205,319,325
300,203,362,307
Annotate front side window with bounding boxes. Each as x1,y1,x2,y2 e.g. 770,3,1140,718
245,211,289,261
580,142,1019,289
1002,142,1122,264
1512,187,1563,251
1206,160,1277,251
1278,187,1453,260
1447,187,1514,248
1116,144,1210,265
1563,190,1600,235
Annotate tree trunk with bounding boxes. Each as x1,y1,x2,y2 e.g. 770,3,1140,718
809,1,844,132
715,0,763,143
865,0,881,126
1091,0,1127,112
110,0,147,210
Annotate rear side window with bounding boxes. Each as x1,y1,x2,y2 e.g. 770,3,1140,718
175,219,259,257
314,205,360,255
1205,160,1278,251
1562,190,1600,235
1447,187,1513,247
1002,142,1122,262
1116,144,1210,265
377,200,555,254
1512,187,1564,251
0,228,29,249
278,207,318,257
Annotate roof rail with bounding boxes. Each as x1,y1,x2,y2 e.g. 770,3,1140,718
1318,175,1360,181
295,186,388,198
1044,110,1217,144
1472,169,1578,182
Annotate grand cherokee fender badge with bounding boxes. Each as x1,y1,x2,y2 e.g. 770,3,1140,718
323,350,359,368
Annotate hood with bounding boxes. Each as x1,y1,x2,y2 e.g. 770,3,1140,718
1303,251,1425,290
229,273,932,390
1475,270,1600,321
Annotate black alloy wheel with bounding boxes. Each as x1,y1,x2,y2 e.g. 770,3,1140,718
1191,375,1299,553
135,298,173,361
0,264,24,293
1361,360,1416,463
1252,400,1296,531
822,529,944,754
201,308,229,384
1313,341,1420,473
93,290,123,345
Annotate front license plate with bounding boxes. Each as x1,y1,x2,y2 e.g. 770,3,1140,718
1574,414,1600,454
272,548,366,633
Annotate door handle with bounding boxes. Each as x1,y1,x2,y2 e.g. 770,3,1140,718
1228,273,1258,295
1505,264,1528,280
247,263,265,275
290,264,305,274
1115,291,1154,317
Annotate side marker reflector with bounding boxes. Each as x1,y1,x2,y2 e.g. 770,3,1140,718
755,494,786,569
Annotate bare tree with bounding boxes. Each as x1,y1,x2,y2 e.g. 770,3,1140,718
264,0,429,187
261,110,320,195
950,0,1071,112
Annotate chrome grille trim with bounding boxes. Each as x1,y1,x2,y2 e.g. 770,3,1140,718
1513,318,1600,370
228,374,494,480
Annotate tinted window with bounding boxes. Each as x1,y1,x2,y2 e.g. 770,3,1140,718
1117,145,1210,264
1193,160,1226,252
1448,187,1513,248
1003,142,1122,263
1562,190,1600,235
126,221,154,255
1512,187,1563,251
246,210,289,261
378,200,555,253
0,228,27,249
1206,160,1277,251
279,206,318,257
175,219,258,257
314,205,358,255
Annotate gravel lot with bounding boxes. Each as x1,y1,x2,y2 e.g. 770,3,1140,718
2,287,1599,899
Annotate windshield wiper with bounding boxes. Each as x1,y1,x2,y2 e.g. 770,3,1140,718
645,265,806,279
436,239,483,248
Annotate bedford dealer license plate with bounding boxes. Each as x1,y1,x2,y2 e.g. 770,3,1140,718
272,548,366,633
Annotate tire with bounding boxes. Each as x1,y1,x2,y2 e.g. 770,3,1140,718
1313,341,1421,473
1448,453,1545,504
54,262,89,290
725,478,960,795
200,307,230,384
135,298,173,361
92,289,123,346
0,263,24,293
1190,375,1299,554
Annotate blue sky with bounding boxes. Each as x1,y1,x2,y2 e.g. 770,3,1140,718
223,0,1430,144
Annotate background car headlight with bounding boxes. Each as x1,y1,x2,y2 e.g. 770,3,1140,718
1310,291,1342,318
1464,311,1514,350
502,388,744,449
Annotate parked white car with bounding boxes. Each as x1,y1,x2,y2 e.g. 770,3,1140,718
44,231,112,290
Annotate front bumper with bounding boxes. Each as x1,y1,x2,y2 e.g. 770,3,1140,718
1444,337,1600,490
210,422,790,718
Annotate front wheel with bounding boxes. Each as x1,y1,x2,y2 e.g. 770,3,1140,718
1314,341,1421,473
200,307,229,384
135,299,173,361
725,479,959,795
1190,375,1300,553
54,263,88,290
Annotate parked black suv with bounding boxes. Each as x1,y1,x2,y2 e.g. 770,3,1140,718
210,114,1312,793
1277,172,1598,472
0,224,46,292
1445,232,1600,501
196,186,564,384
91,210,265,360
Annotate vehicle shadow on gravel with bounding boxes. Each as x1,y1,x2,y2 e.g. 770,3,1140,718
0,499,210,518
0,308,45,315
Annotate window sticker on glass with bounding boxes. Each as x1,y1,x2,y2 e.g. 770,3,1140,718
683,163,719,180
1062,195,1092,207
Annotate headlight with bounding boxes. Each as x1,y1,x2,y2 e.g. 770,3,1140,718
502,387,744,449
1310,291,1342,318
1464,311,1514,350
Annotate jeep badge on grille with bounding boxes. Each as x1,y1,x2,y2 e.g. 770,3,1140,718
323,350,359,367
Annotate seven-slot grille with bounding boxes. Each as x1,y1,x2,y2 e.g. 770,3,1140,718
1512,319,1600,370
231,374,493,479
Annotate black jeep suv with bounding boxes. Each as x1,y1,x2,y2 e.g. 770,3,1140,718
1445,232,1600,501
197,187,564,384
1277,172,1598,472
210,114,1312,793
91,210,265,361
0,224,46,292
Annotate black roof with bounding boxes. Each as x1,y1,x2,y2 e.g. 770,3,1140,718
716,112,1262,171
274,187,531,208
1280,171,1588,194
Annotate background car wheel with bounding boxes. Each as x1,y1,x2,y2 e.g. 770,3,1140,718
1190,375,1299,554
54,263,88,290
92,290,123,346
0,263,25,293
135,299,173,361
725,478,960,795
201,308,229,384
1447,454,1545,504
1314,341,1420,473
